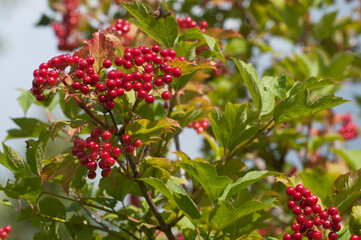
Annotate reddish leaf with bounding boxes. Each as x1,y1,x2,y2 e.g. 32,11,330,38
84,30,116,72
205,28,243,40
103,29,125,55
41,154,80,194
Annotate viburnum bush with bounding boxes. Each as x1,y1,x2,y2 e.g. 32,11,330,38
2,0,361,239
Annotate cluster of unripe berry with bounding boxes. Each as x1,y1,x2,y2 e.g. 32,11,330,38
52,0,81,51
71,126,142,179
31,45,184,109
187,119,210,133
0,225,11,239
106,18,132,46
284,184,341,240
337,114,358,140
176,17,208,33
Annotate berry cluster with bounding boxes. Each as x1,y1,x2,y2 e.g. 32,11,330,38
90,46,184,108
284,184,341,240
106,19,132,46
0,225,11,239
52,0,81,51
72,127,142,179
187,119,210,133
177,17,208,33
31,45,184,109
337,113,358,140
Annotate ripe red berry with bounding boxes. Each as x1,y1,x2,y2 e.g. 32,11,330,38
154,78,163,86
133,139,142,148
3,225,12,234
295,184,305,193
331,223,341,231
163,74,173,84
117,88,125,96
101,167,112,178
103,59,112,68
102,142,112,151
283,233,292,240
293,192,302,201
172,67,182,77
313,217,322,226
138,90,147,99
296,214,306,224
111,147,122,157
105,100,115,109
145,94,155,104
105,156,116,167
125,144,135,153
304,219,313,229
292,206,302,215
115,57,124,66
72,81,81,90
134,56,145,66
161,91,171,100
332,214,341,223
200,20,208,29
328,206,338,216
143,82,153,92
87,161,97,171
133,82,143,91
319,210,329,220
312,204,321,214
100,150,110,160
143,73,152,82
291,223,301,231
122,134,132,144
88,151,98,161
124,82,133,91
312,231,322,240
87,171,97,179
144,64,154,73
286,187,295,196
80,85,90,94
349,235,359,240
124,60,133,69
0,229,8,239
152,45,160,52
123,51,133,60
86,56,95,65
292,232,302,240
322,219,331,229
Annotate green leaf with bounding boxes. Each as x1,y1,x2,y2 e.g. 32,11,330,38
308,134,343,152
125,118,180,144
1,142,29,174
59,92,81,120
41,154,80,194
233,59,275,116
17,89,35,115
140,177,201,224
274,87,348,123
167,179,201,220
313,11,338,40
122,1,178,48
39,197,66,221
6,118,48,140
350,205,361,235
333,149,361,171
174,41,196,61
219,171,278,201
176,28,225,62
177,158,232,202
66,214,93,239
324,169,361,213
26,129,50,175
209,198,276,231
140,157,172,179
208,103,258,153
99,168,139,201
49,119,88,139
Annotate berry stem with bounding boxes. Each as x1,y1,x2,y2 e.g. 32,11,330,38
126,154,175,240
73,95,107,129
108,110,118,132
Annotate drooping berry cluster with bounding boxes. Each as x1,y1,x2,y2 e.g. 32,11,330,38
52,0,81,51
0,225,12,239
177,17,208,33
72,127,142,179
284,184,341,240
106,19,133,46
187,119,210,133
337,113,358,140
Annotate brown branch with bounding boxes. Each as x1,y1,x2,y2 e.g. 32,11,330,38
126,154,175,240
73,96,107,129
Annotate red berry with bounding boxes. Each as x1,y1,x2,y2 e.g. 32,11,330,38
172,67,182,77
154,78,163,86
331,223,341,232
115,57,124,66
101,167,112,178
160,48,168,57
87,161,97,171
111,147,122,157
3,225,12,234
102,142,112,151
80,85,90,94
163,74,173,84
349,235,359,240
103,59,112,68
291,223,301,231
133,82,143,91
286,187,295,196
161,91,171,100
105,100,115,109
312,231,322,240
293,192,302,201
145,94,155,104
303,206,312,215
292,232,302,240
152,45,160,52
283,233,292,240
322,219,331,229
117,88,125,96
0,230,8,239
319,210,329,220
304,219,313,229
200,20,208,29
134,56,145,66
143,73,152,82
292,206,302,215
96,82,106,92
312,204,321,214
105,156,116,167
133,139,142,148
295,184,305,193
313,217,322,226
332,214,341,223
168,49,176,58
296,214,306,224
87,171,97,179
86,56,95,65
138,90,147,99
122,134,132,144
124,82,133,91
328,206,338,216
124,60,133,69
125,144,135,153
88,151,98,161
144,64,154,73
123,51,133,60
143,82,153,92
79,60,89,69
